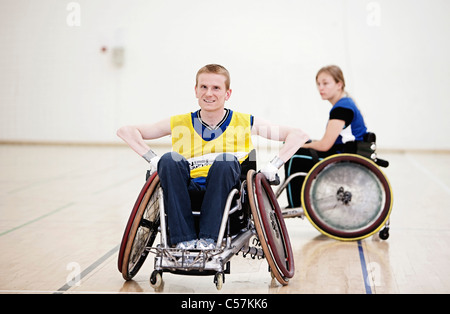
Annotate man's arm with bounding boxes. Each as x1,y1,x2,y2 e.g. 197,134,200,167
116,118,171,157
252,116,309,162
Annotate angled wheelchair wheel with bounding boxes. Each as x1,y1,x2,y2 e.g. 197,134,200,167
301,154,393,241
247,170,295,285
118,173,160,280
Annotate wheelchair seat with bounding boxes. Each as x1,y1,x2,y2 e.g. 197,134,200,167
188,149,256,237
356,132,389,168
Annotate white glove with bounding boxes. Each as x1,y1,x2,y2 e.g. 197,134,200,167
260,156,284,182
149,155,160,174
142,149,160,174
260,162,278,182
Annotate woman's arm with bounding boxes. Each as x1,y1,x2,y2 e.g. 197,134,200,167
302,119,345,152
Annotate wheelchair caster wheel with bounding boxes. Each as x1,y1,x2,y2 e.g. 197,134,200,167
150,270,162,289
379,227,389,240
214,272,224,290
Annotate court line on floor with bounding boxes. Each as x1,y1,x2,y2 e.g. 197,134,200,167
0,202,75,237
54,244,120,294
357,240,372,294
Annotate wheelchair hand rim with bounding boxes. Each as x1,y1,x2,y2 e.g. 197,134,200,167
117,172,158,272
248,170,295,281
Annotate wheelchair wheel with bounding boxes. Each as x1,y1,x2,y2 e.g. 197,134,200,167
118,173,160,280
247,170,295,285
301,154,393,241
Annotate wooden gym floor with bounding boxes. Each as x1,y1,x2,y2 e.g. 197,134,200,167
0,144,449,294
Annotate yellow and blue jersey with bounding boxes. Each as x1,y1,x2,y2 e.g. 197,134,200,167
170,109,254,183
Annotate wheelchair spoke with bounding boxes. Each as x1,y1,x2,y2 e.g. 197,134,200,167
302,154,393,240
247,170,294,285
310,162,385,232
140,218,155,229
119,176,161,280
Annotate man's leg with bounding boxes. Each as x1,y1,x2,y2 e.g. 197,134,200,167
198,153,241,241
157,152,197,245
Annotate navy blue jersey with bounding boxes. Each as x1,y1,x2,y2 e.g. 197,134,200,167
330,97,367,145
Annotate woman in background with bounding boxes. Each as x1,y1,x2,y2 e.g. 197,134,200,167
284,65,368,208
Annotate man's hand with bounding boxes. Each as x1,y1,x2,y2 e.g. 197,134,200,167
260,162,278,182
260,156,284,184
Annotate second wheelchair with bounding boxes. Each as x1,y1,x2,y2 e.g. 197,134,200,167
278,132,394,241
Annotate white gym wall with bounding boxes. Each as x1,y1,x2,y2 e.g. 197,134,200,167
0,0,449,150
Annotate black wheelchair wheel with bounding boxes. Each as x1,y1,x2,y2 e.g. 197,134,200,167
247,170,295,285
118,173,160,280
301,154,393,241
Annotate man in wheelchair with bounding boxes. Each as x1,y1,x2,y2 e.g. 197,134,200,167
117,64,309,251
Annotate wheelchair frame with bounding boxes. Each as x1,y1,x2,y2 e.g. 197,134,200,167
118,167,294,290
277,132,393,241
117,132,393,290
149,179,260,289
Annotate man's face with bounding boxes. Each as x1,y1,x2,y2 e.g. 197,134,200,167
195,73,232,112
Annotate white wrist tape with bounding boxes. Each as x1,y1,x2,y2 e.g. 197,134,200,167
142,149,157,163
270,156,284,169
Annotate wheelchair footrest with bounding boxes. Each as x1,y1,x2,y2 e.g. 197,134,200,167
152,247,225,273
149,228,257,274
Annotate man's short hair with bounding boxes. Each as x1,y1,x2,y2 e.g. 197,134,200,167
196,64,231,90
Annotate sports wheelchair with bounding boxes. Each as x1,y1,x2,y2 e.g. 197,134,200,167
117,151,294,290
277,132,393,241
